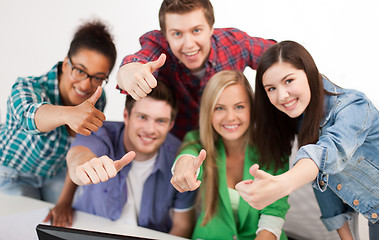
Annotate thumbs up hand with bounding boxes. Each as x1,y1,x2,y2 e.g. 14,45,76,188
66,86,106,136
170,149,206,193
76,151,136,185
235,164,288,210
117,54,166,100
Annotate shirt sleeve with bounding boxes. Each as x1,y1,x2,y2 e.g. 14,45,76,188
239,29,276,69
8,77,49,134
256,214,285,240
294,93,376,191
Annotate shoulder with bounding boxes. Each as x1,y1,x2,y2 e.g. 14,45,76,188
161,133,182,154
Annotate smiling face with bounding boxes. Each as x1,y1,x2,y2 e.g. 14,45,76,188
262,61,311,118
165,8,214,72
211,83,250,143
59,49,110,106
123,97,173,161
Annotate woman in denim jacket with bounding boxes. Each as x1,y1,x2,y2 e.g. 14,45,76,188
235,41,378,239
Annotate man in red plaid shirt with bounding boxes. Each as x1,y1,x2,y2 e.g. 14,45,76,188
117,0,276,140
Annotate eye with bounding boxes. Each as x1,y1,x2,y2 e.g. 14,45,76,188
157,119,169,125
193,28,201,34
74,68,86,76
285,79,293,85
266,87,275,92
138,115,147,120
173,31,181,37
236,105,244,110
214,106,224,111
92,76,106,84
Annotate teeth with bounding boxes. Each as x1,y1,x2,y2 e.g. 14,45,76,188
284,99,296,107
184,50,199,56
75,88,86,96
140,136,154,143
224,125,238,129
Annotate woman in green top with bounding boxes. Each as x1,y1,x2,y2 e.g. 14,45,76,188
171,70,289,240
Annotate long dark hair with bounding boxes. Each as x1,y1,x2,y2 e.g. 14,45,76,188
254,41,325,166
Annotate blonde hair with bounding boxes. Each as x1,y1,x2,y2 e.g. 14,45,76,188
199,70,254,225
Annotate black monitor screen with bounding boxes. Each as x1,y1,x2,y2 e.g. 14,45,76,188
36,224,158,240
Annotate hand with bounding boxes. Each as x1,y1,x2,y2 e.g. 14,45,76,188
235,164,287,210
170,149,206,193
117,54,166,100
75,151,136,185
65,86,106,136
43,203,73,227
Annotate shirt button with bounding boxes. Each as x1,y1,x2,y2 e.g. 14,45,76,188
319,180,325,187
372,213,378,219
336,184,342,191
353,199,360,206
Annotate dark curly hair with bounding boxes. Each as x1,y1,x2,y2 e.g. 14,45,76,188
67,19,117,72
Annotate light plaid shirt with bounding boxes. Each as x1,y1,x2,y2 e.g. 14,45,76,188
0,63,106,178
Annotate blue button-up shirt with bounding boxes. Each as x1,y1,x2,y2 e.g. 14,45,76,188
294,78,379,223
72,122,196,232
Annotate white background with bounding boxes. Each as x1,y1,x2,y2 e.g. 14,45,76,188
1,0,378,122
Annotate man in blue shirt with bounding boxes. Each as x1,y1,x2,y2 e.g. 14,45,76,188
48,82,196,238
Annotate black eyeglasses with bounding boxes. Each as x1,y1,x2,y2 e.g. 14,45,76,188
67,58,109,87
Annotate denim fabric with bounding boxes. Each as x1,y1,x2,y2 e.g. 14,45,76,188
0,164,66,203
313,186,355,231
369,220,379,240
293,78,379,226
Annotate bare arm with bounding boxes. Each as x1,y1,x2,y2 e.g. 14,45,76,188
43,172,77,227
255,230,276,240
169,209,196,238
35,87,105,136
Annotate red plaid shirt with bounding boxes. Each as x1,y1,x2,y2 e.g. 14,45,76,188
120,28,276,139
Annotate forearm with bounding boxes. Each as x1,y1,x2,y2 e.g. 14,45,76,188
281,158,319,195
34,104,70,132
56,172,78,206
255,229,276,240
66,146,96,185
169,209,195,238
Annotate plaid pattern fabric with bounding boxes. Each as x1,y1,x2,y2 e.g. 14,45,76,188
120,28,275,139
0,63,106,178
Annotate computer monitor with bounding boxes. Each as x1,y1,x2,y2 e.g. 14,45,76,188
36,224,158,240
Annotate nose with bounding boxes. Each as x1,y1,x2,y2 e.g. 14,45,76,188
183,33,195,49
225,109,237,121
78,76,93,91
277,87,289,102
144,119,156,133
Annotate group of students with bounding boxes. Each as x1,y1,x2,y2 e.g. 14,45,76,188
0,0,378,239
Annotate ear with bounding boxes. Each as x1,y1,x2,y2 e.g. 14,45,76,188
168,119,174,131
62,57,69,73
123,108,129,125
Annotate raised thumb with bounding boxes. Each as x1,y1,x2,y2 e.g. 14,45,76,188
87,86,102,105
147,54,166,73
114,151,136,172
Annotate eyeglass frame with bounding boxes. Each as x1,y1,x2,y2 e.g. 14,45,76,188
67,57,109,87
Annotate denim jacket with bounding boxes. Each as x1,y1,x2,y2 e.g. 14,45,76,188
294,77,379,224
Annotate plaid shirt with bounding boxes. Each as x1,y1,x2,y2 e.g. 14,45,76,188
120,28,275,139
0,63,106,178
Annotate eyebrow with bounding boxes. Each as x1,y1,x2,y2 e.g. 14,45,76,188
263,73,294,88
168,24,203,32
72,63,108,76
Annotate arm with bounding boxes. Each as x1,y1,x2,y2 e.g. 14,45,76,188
255,230,276,240
66,145,136,185
169,209,196,238
43,172,77,227
35,87,105,136
236,158,318,210
116,54,166,100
